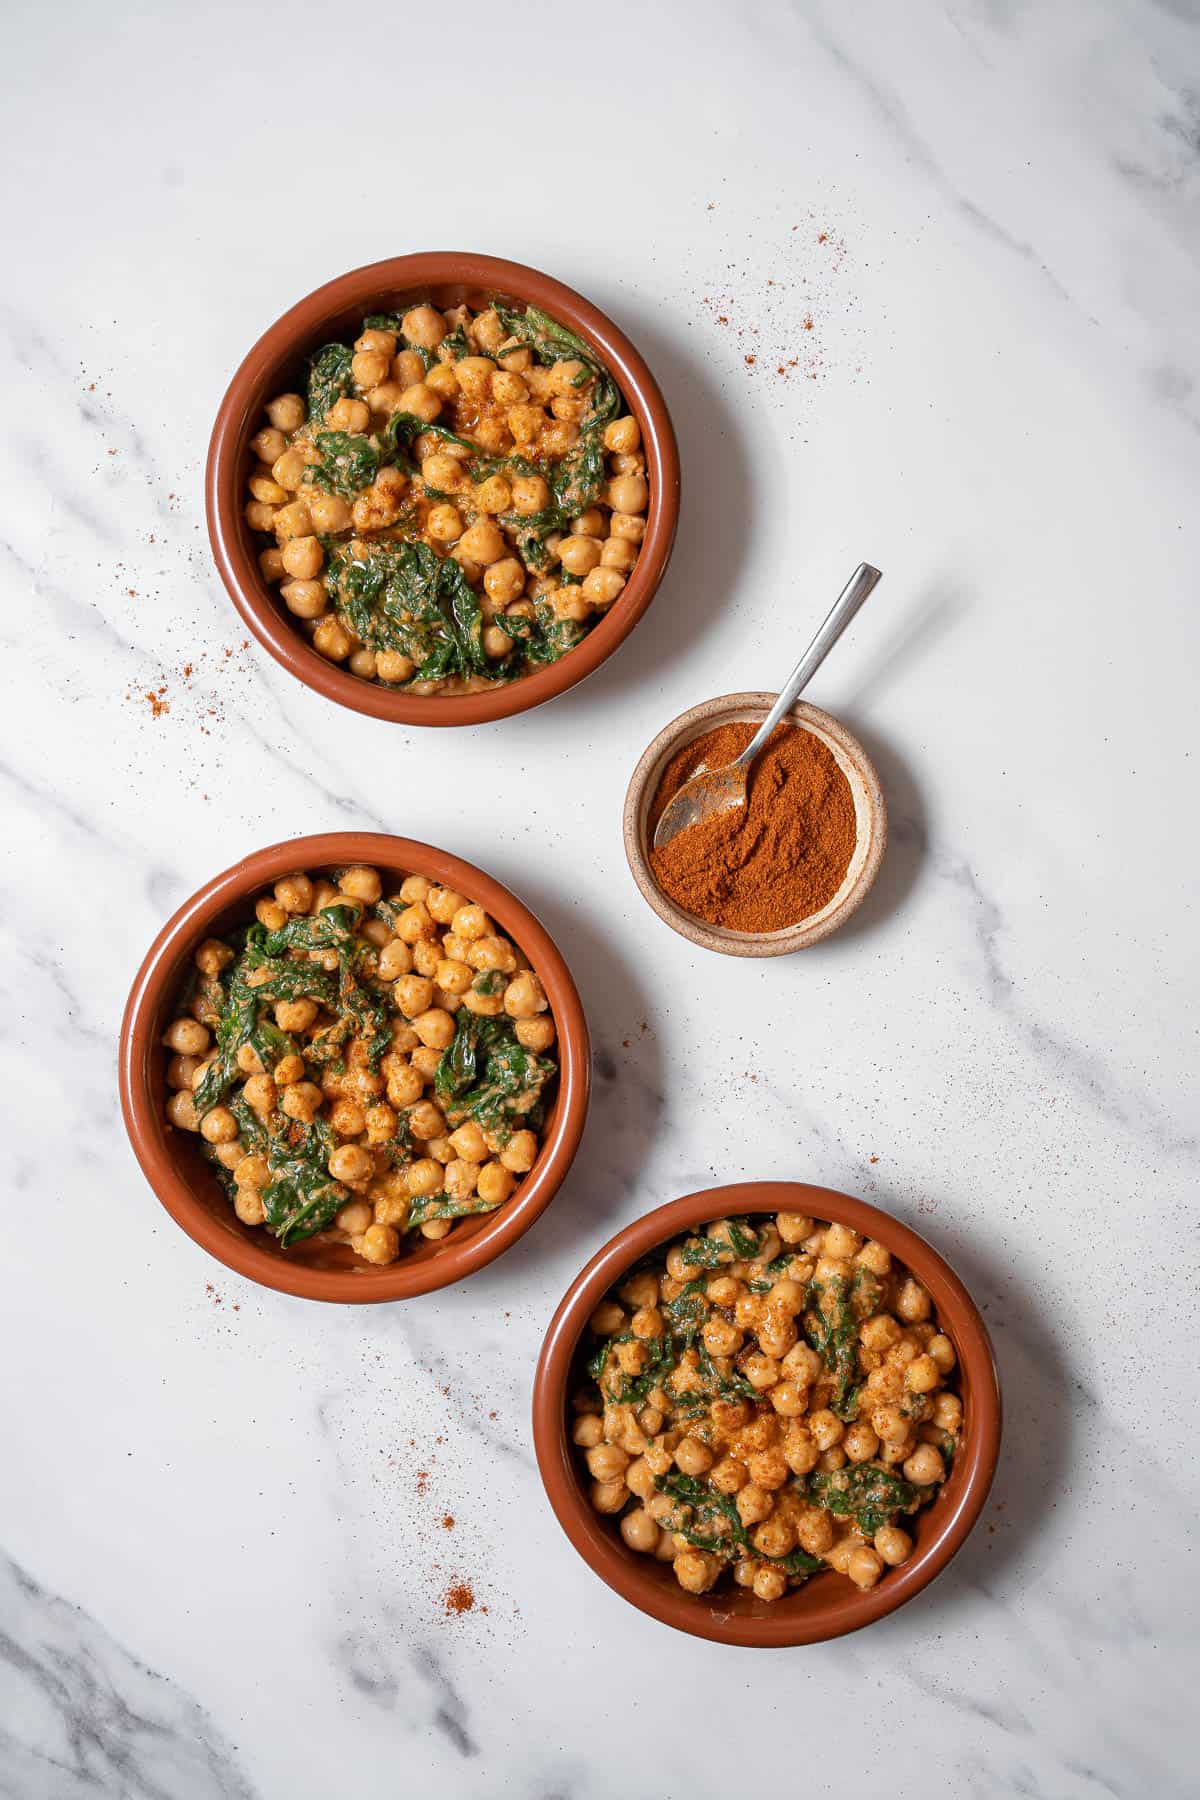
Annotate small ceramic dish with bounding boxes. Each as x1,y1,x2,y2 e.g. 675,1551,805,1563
532,1181,1001,1646
206,252,680,726
623,692,886,955
119,833,590,1302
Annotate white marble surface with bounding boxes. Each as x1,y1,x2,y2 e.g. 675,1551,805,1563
3,0,1198,1794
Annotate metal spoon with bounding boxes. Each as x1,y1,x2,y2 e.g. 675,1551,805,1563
652,562,883,850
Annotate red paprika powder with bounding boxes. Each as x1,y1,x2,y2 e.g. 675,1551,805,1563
648,722,856,932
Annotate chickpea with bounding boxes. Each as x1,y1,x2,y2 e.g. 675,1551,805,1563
396,1096,440,1141
757,1318,798,1360
230,1185,265,1227
572,1414,604,1450
166,1053,200,1091
328,397,370,433
672,1551,717,1594
557,534,603,578
928,1333,957,1374
412,1008,455,1050
165,1090,200,1132
591,1479,628,1516
847,1547,885,1591
350,348,388,389
672,1437,713,1477
701,1316,743,1358
896,1278,932,1323
905,1353,941,1395
273,500,313,542
581,566,625,608
796,1509,835,1557
753,1515,796,1559
477,1161,515,1207
808,1410,845,1452
744,1565,784,1603
323,1145,369,1189
395,903,436,945
903,1444,947,1486
510,473,551,516
280,1081,323,1123
354,1222,397,1265
280,579,326,620
607,510,646,544
259,546,285,581
620,1508,660,1555
251,425,287,463
822,1222,862,1261
933,1392,963,1433
586,1442,630,1483
742,1353,781,1392
274,872,312,914
402,304,447,350
746,1448,790,1492
606,473,648,514
706,1457,746,1496
163,1017,210,1056
769,1381,809,1419
266,393,305,432
397,382,441,424
498,1129,537,1174
515,1016,555,1052
856,1238,892,1276
475,559,523,610
425,502,464,544
874,1525,913,1567
736,1484,774,1528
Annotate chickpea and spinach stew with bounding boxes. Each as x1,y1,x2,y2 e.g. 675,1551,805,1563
572,1213,962,1602
161,866,557,1265
245,301,648,693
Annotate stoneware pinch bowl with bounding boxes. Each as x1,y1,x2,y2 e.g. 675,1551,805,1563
532,1181,1001,1646
119,832,590,1302
623,693,886,955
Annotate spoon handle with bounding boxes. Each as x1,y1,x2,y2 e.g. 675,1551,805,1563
735,562,883,768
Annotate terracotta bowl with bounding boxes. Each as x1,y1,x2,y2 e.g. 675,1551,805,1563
119,833,590,1302
206,252,680,726
623,693,887,955
532,1181,1001,1646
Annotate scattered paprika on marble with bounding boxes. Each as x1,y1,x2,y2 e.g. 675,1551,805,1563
649,722,856,932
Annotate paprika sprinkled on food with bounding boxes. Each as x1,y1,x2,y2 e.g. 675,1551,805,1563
649,722,856,932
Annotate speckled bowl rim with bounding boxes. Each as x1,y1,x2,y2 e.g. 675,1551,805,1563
622,694,887,955
205,252,680,726
532,1181,1001,1647
118,833,590,1303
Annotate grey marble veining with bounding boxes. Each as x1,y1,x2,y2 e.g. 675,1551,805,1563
3,0,1199,1795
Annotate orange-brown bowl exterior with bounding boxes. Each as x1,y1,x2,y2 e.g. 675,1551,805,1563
532,1181,1001,1645
119,833,590,1302
206,253,680,725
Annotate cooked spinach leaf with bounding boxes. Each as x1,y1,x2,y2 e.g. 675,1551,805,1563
801,1463,917,1538
307,342,354,422
434,1010,555,1129
805,1274,862,1420
362,312,405,332
260,1114,343,1247
306,430,379,499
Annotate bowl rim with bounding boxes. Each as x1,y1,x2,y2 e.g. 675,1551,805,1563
532,1180,1001,1646
205,252,681,727
118,831,591,1302
623,694,887,955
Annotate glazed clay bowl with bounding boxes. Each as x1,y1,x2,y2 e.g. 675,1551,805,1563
532,1181,1001,1647
624,694,886,956
119,833,590,1303
206,252,681,726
